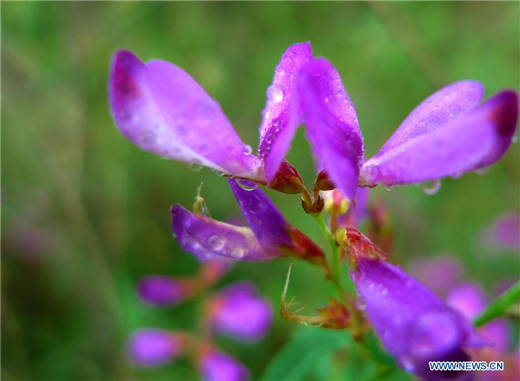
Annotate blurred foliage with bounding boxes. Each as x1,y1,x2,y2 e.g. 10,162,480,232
1,2,519,380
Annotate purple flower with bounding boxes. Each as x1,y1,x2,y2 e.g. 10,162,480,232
109,43,313,192
128,329,185,367
208,282,272,342
109,43,517,201
408,255,464,297
171,179,324,264
480,212,520,252
137,276,199,306
352,258,480,380
199,348,249,381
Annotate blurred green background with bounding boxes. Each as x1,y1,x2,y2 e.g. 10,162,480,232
2,2,519,380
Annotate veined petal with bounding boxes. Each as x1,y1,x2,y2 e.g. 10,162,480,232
299,58,364,200
258,43,314,183
353,258,477,379
377,80,484,156
109,50,261,178
228,179,325,264
361,90,518,186
171,205,277,262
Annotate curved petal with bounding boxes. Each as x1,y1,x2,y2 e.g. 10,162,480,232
299,58,364,200
228,179,325,264
361,90,518,186
353,258,476,379
171,205,277,262
257,43,314,183
109,50,261,178
377,80,484,156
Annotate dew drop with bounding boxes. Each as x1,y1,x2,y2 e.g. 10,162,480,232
277,67,286,77
139,130,157,148
208,235,225,251
237,179,258,191
384,185,393,191
231,247,245,259
189,160,203,172
421,180,441,195
266,134,274,144
512,135,518,143
324,96,329,103
356,298,366,311
215,170,225,177
476,167,489,175
267,85,284,103
244,145,253,155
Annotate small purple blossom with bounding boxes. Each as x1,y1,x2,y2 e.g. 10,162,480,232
128,329,184,367
208,282,272,342
171,179,324,264
199,348,250,381
480,212,520,252
352,258,480,380
408,255,464,297
137,276,196,306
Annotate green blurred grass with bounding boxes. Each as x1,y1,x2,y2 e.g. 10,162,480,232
2,2,519,380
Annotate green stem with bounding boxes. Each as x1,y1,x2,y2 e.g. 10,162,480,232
312,214,344,302
474,280,520,327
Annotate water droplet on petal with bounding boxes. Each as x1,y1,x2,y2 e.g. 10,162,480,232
237,180,258,191
244,145,252,155
231,247,245,259
512,135,518,143
215,170,225,177
356,298,366,311
384,185,393,191
421,180,441,195
277,67,286,77
139,130,157,148
476,167,489,176
189,160,203,172
208,235,225,251
267,85,284,103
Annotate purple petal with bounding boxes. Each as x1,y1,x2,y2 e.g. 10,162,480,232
361,90,518,186
257,43,313,183
480,212,520,251
199,349,249,381
228,179,325,263
128,329,182,367
210,282,272,341
137,276,192,306
299,58,364,200
353,258,477,379
171,205,277,262
109,50,261,178
446,283,486,320
377,81,484,156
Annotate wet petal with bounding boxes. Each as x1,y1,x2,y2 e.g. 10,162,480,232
209,282,272,341
171,205,277,262
361,90,518,186
299,58,364,200
257,43,313,183
109,50,261,178
352,258,477,379
377,81,484,156
228,179,325,264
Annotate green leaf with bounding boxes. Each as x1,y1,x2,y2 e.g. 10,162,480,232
474,280,520,327
262,328,351,381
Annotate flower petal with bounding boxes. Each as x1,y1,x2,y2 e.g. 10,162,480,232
257,43,313,183
361,90,518,186
199,349,249,381
299,58,364,200
137,276,196,306
377,80,484,156
353,258,476,379
228,179,325,264
109,50,261,178
171,205,277,262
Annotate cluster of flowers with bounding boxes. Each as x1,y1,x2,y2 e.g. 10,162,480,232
109,41,518,380
129,260,272,380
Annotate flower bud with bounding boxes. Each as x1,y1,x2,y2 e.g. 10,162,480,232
199,347,249,381
128,329,187,367
208,282,272,342
137,276,200,306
